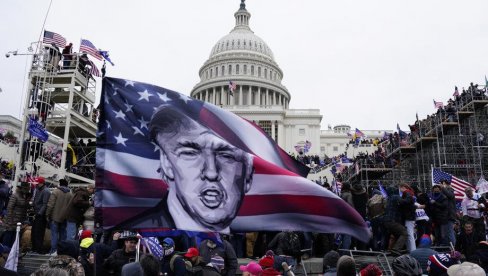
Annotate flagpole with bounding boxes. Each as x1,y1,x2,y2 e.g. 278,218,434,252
136,236,141,262
5,222,21,271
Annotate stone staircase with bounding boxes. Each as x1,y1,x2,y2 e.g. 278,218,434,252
17,252,51,276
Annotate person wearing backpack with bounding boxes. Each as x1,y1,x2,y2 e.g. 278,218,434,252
161,237,188,276
367,189,386,251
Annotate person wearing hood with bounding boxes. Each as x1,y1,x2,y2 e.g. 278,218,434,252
398,183,416,252
431,185,449,245
65,186,91,240
410,234,438,274
46,178,73,254
161,237,187,276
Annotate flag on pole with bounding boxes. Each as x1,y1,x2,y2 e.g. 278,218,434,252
378,181,388,198
5,223,20,271
476,175,488,195
355,128,364,138
80,39,103,60
453,86,459,97
87,60,101,77
396,123,408,140
43,30,66,48
432,168,474,200
485,76,488,88
99,50,115,66
96,77,369,241
228,81,236,96
140,237,164,258
433,99,444,109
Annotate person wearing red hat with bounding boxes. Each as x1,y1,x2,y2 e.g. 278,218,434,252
184,247,206,274
259,255,280,276
31,176,51,253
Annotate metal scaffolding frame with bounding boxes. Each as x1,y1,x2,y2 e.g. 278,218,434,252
343,84,488,191
14,43,97,187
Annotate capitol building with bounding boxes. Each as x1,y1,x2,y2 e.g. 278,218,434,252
190,1,387,157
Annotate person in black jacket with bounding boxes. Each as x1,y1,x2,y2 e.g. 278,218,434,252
399,183,416,252
430,185,449,246
441,179,457,246
31,176,51,253
199,238,238,276
160,237,187,276
104,232,139,276
383,186,408,254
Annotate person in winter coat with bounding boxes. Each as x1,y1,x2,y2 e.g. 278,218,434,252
31,176,51,253
398,183,416,252
0,172,10,214
2,182,30,247
456,221,481,260
104,233,139,276
440,179,457,246
410,234,438,274
82,184,95,232
383,186,408,254
160,237,187,276
199,238,238,276
65,187,91,240
430,185,449,245
46,178,73,254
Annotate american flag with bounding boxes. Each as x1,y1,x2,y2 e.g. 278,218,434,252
140,237,164,258
453,86,459,97
432,168,474,200
43,30,66,48
96,77,369,241
433,99,444,109
228,81,237,96
80,39,102,60
87,60,101,77
333,180,342,195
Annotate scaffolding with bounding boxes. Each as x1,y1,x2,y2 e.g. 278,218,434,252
343,83,488,191
14,43,97,187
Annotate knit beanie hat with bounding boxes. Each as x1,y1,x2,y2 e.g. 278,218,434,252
427,253,459,275
121,262,143,276
80,230,92,240
359,264,383,276
210,255,225,272
447,262,485,276
240,261,263,276
337,255,356,276
419,234,432,248
323,250,340,269
259,255,275,268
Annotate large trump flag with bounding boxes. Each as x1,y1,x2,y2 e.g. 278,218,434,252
96,77,369,241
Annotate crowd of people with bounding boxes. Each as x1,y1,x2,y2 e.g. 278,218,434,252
386,82,488,155
0,171,487,275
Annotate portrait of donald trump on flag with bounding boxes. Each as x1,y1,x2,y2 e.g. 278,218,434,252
96,77,369,241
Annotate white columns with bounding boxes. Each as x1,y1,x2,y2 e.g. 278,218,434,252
212,87,216,104
239,85,243,105
247,86,252,105
257,87,261,106
266,89,269,105
221,86,225,105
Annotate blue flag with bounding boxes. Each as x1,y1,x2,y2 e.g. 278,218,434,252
28,117,48,142
141,237,163,258
99,50,114,66
378,181,388,198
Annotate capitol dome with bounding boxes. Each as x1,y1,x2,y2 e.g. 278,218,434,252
191,0,290,109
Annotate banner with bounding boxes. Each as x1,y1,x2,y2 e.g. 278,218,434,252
96,77,369,241
28,117,48,142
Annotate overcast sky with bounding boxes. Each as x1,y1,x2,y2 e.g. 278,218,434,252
1,0,487,131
